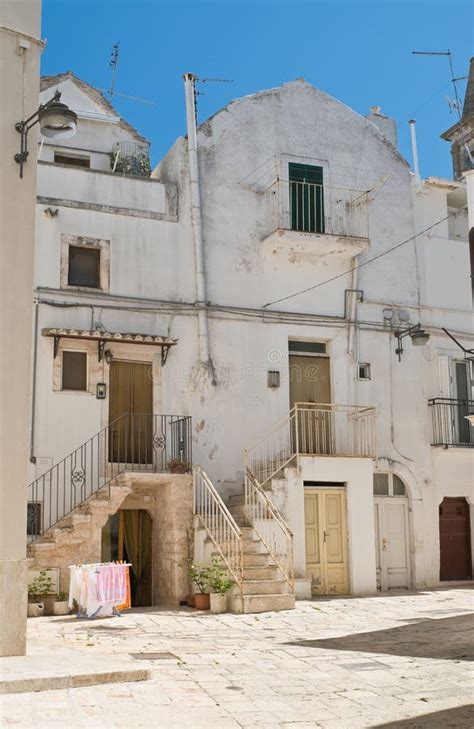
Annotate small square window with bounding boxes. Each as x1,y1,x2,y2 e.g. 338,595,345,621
68,246,100,288
358,363,371,380
62,351,87,391
373,473,389,496
27,502,42,537
54,152,90,168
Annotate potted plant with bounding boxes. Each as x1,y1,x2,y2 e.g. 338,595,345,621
53,592,70,616
28,570,54,618
189,563,211,610
168,458,191,474
208,560,234,614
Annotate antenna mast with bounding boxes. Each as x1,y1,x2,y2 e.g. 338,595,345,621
109,42,120,99
412,50,467,119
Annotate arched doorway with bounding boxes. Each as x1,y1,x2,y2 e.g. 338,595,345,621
439,497,472,581
102,509,152,606
373,472,411,591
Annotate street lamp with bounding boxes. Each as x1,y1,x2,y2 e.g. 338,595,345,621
14,90,77,178
394,324,430,361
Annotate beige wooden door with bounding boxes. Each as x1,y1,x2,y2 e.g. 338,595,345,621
109,361,153,464
304,488,349,595
374,498,410,590
290,355,331,454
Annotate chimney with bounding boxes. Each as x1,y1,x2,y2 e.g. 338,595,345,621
366,106,398,149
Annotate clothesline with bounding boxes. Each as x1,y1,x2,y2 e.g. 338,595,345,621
68,562,131,618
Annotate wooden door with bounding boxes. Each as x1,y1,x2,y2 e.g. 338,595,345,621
439,497,472,580
109,361,153,464
304,488,348,595
290,355,331,454
374,498,410,590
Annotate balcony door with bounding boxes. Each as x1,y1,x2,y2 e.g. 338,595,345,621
289,349,331,454
454,361,472,445
109,360,153,465
289,163,325,233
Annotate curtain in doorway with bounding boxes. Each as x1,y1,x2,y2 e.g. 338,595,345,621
123,510,152,602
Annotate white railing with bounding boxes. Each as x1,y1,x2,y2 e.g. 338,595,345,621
193,466,243,589
265,179,369,240
245,403,376,487
244,468,294,592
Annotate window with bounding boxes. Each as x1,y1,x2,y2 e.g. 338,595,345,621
289,162,324,233
54,152,90,168
373,473,406,497
68,246,100,288
62,351,87,391
27,503,42,537
358,363,371,380
288,340,327,355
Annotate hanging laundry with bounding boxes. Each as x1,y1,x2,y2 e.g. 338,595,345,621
68,563,130,618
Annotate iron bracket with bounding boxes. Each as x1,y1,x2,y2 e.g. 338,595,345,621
161,344,171,366
53,335,60,358
97,339,106,362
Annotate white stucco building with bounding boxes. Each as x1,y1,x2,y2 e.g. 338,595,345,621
27,64,473,610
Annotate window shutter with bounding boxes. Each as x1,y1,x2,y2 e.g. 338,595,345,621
438,356,451,397
438,356,451,445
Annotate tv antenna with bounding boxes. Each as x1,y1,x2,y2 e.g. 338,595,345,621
412,50,467,119
102,42,156,106
193,75,234,122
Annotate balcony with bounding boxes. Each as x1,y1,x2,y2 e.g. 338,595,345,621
429,398,474,448
262,179,370,257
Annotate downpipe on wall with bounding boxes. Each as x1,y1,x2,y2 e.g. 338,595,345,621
183,72,216,384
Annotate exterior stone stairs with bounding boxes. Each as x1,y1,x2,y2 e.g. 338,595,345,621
27,477,132,593
223,493,294,613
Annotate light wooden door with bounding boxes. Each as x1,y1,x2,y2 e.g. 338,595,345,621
304,488,348,595
290,356,331,454
109,361,153,464
374,498,410,590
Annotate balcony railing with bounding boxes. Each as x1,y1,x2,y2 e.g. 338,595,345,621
27,413,192,541
245,403,376,487
429,398,474,447
264,179,369,241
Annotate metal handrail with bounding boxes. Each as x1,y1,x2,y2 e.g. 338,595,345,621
27,412,192,541
193,466,244,592
244,468,294,592
428,398,474,447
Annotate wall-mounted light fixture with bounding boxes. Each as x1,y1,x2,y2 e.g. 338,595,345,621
104,349,113,365
15,90,77,178
394,324,430,361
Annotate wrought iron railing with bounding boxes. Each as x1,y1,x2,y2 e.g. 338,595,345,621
264,180,369,240
429,398,474,447
244,468,294,592
245,402,376,487
193,466,244,593
27,413,192,541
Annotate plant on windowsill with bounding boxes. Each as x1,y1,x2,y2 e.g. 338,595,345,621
27,570,54,618
53,591,70,616
189,563,212,610
168,458,191,474
208,559,234,614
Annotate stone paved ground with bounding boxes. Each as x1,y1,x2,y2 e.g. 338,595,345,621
1,587,473,728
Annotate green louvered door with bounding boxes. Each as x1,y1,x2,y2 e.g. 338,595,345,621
289,163,325,233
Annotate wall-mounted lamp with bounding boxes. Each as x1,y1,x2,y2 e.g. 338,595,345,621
15,90,77,178
104,349,113,365
394,324,430,361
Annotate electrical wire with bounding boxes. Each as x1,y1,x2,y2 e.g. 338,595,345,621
263,207,467,309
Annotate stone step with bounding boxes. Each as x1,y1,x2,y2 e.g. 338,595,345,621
61,513,92,528
242,579,287,595
228,493,245,506
238,593,295,614
242,553,274,567
242,565,279,580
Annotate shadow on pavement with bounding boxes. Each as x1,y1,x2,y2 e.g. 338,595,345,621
284,614,474,661
370,704,473,727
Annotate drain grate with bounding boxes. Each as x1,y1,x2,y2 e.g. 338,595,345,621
130,652,179,661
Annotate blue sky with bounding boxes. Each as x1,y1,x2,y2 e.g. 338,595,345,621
42,0,472,177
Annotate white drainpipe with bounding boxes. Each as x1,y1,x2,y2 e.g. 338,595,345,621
409,119,421,182
183,72,211,366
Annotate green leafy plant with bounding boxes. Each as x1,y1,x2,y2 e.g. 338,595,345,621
208,559,234,596
56,592,67,602
188,563,212,594
28,571,54,602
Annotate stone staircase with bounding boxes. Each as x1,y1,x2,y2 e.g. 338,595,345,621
27,477,132,593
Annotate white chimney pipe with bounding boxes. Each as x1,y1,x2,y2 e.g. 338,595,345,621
183,72,211,366
409,119,421,181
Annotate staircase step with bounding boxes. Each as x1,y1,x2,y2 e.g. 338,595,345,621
242,579,288,595
242,553,274,567
228,493,245,506
238,593,295,614
242,565,279,580
62,513,92,527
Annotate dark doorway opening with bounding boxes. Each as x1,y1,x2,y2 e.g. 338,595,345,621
439,497,472,580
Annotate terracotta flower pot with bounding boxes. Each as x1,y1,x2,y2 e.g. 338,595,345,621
210,593,227,614
194,593,210,610
53,600,70,616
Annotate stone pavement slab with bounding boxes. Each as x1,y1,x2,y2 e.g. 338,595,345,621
0,587,472,727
